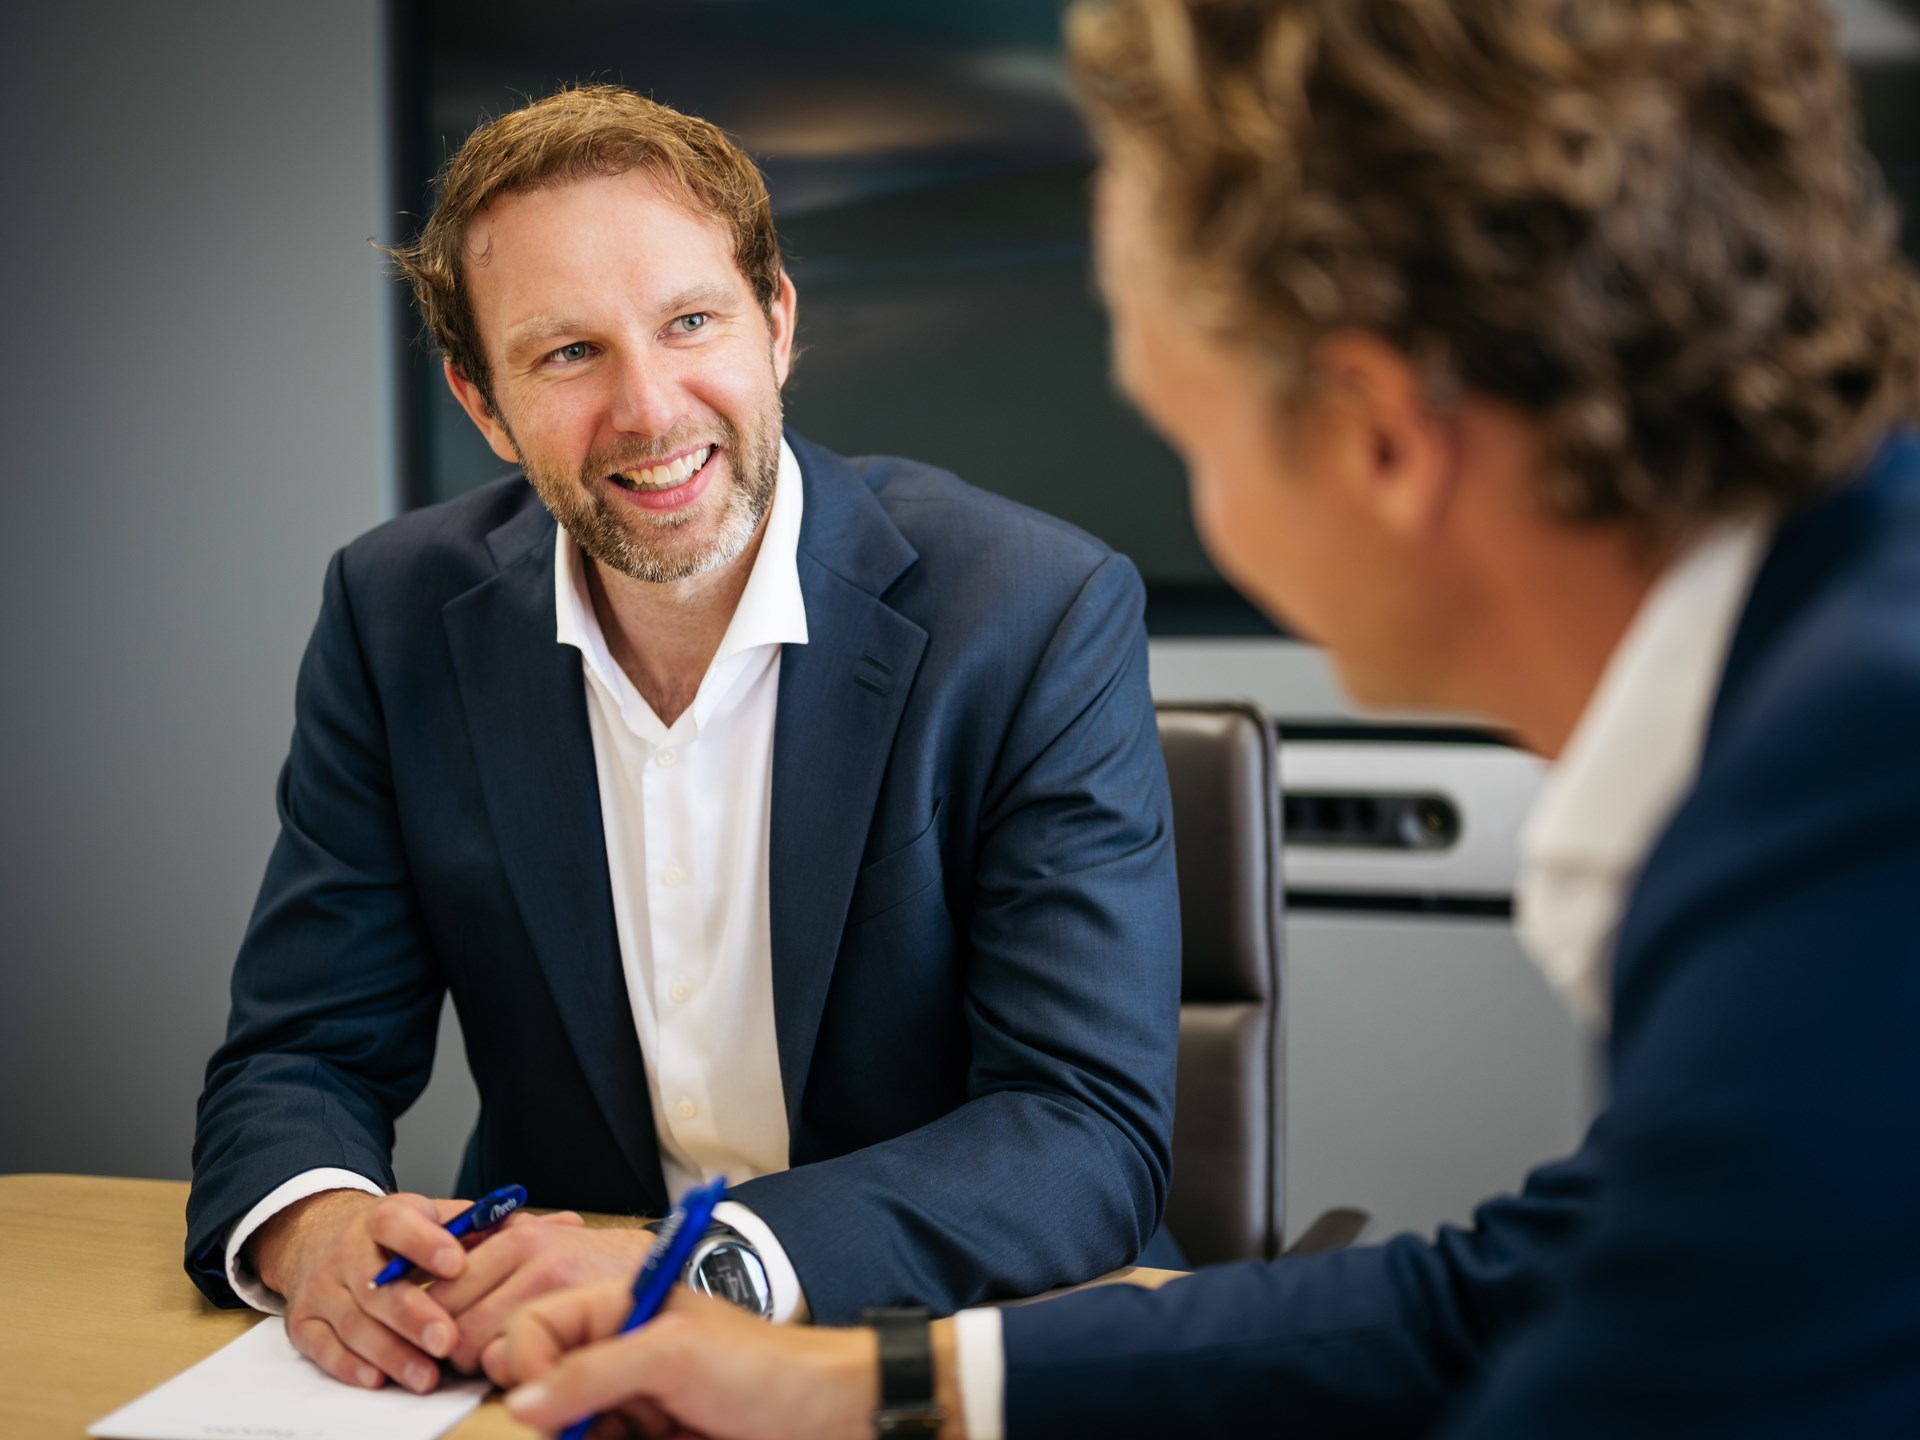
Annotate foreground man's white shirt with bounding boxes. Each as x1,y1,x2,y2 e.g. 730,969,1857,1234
955,505,1778,1440
226,440,812,1322
1514,510,1775,1029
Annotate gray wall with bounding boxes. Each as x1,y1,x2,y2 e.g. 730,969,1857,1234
0,1,404,1182
1285,914,1596,1242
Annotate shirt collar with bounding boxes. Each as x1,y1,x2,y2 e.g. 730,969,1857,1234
1514,507,1776,1028
709,436,809,666
553,437,809,736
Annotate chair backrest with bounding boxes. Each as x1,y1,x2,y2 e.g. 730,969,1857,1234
1156,701,1286,1264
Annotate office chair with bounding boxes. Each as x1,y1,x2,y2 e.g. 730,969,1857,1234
1156,701,1367,1264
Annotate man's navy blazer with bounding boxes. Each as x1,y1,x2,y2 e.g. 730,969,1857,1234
1000,435,1920,1436
187,431,1182,1323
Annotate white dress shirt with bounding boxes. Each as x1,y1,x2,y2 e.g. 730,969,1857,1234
225,440,813,1321
953,505,1779,1440
1514,510,1775,1029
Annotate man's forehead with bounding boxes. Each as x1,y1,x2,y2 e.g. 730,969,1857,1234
461,167,717,259
460,170,748,320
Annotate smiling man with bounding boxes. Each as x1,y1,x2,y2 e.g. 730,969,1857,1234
183,86,1181,1397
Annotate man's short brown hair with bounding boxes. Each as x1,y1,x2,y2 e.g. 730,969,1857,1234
391,84,784,408
1067,0,1920,537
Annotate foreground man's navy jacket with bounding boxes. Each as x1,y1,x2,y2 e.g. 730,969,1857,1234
1003,436,1920,1437
187,431,1181,1323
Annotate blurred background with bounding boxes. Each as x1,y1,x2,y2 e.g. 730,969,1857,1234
5,0,1916,1248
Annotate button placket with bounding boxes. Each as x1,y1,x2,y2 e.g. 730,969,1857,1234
640,732,691,1137
649,725,705,1148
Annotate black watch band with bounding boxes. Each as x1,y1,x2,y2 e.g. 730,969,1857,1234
861,1306,944,1438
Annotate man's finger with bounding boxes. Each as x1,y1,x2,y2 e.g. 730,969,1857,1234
415,1218,541,1318
499,1278,635,1386
446,1265,553,1372
328,1291,445,1394
362,1271,460,1360
479,1335,512,1387
504,1325,684,1431
447,1242,631,1373
436,1224,650,1351
365,1197,469,1280
290,1314,384,1390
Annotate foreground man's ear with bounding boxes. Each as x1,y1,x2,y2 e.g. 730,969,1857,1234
444,357,521,466
1308,330,1458,541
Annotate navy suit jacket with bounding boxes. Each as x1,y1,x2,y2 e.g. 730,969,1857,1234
1001,434,1920,1436
187,431,1182,1323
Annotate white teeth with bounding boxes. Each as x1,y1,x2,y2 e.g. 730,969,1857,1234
620,445,713,490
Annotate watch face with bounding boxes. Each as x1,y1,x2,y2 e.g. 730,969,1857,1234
689,1239,774,1317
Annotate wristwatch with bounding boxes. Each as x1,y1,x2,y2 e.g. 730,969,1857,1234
644,1217,775,1318
687,1226,774,1317
861,1306,945,1438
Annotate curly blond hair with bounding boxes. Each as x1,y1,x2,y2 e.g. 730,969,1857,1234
1067,0,1920,536
388,85,783,408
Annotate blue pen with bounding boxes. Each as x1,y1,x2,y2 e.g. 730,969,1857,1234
369,1183,528,1288
557,1174,727,1440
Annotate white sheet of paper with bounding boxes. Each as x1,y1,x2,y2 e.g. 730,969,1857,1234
87,1316,490,1440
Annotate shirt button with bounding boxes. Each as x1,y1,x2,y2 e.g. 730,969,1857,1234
670,982,692,1003
657,748,677,767
677,1098,697,1119
662,866,684,887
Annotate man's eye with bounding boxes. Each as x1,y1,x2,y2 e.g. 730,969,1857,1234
549,342,592,364
672,313,709,333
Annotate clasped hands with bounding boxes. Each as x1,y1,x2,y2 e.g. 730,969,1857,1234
251,1188,944,1439
246,1188,655,1394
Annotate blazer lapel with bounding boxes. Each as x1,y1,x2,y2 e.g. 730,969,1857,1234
442,500,666,1210
768,436,928,1127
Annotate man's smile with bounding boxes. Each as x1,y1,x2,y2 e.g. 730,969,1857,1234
609,442,716,491
606,443,721,512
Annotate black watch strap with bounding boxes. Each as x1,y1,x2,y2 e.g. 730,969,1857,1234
862,1306,943,1437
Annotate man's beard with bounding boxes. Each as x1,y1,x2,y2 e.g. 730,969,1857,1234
519,406,781,585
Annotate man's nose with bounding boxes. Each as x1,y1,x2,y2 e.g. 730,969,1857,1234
607,350,682,437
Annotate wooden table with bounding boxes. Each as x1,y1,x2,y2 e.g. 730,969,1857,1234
0,1174,1180,1436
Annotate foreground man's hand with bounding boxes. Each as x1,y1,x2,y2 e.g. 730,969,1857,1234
497,1284,952,1440
250,1190,651,1392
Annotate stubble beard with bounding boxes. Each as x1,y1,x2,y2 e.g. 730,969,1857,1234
517,402,782,585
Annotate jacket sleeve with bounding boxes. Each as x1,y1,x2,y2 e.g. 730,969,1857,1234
1439,665,1920,1437
998,1127,1602,1437
728,553,1183,1323
184,548,444,1306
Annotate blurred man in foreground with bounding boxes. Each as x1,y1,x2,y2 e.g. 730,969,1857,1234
494,0,1920,1435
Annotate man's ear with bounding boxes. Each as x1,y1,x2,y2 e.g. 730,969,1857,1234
768,271,799,389
1309,330,1456,539
443,358,521,466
